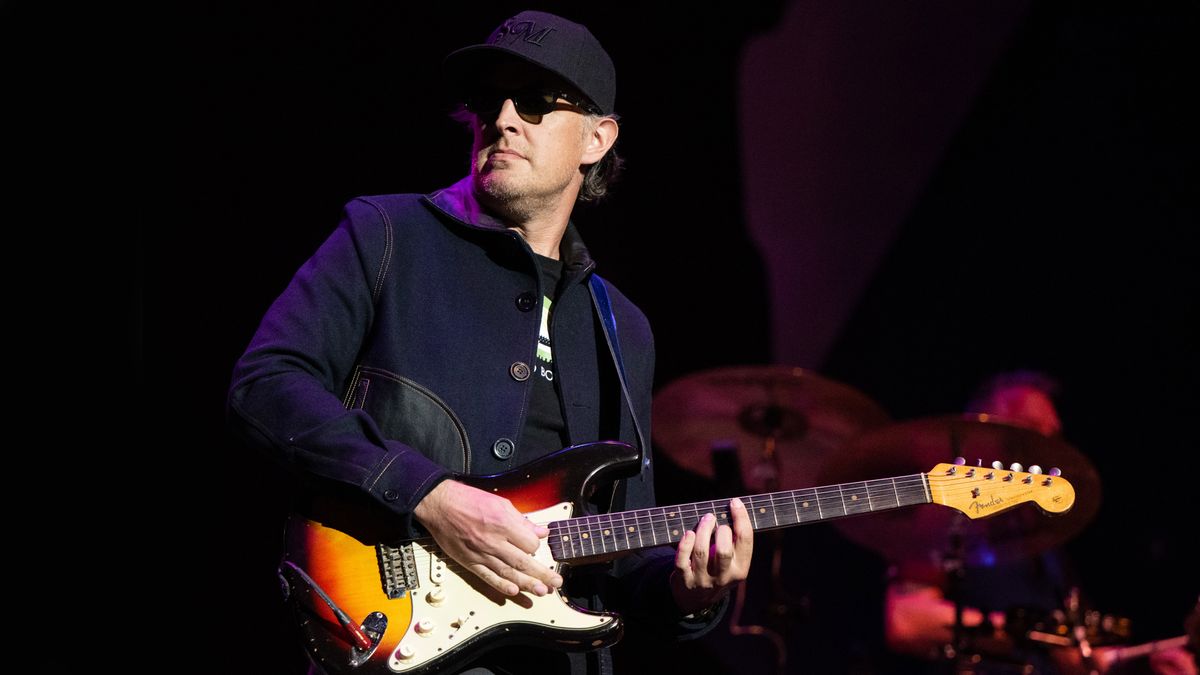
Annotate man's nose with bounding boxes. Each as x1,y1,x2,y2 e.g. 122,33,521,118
493,98,523,128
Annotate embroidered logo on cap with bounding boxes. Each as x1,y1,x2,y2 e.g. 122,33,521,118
491,19,556,47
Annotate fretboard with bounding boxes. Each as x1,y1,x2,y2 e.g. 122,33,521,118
547,473,931,561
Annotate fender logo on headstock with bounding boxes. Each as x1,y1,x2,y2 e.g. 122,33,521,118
970,494,1005,514
970,489,1034,514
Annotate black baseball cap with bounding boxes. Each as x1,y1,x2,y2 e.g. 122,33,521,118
443,10,616,115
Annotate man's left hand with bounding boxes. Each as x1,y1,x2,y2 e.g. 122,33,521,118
670,497,754,615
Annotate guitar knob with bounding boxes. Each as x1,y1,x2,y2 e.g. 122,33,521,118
426,588,446,606
415,618,436,635
1029,465,1042,474
992,461,1004,470
397,644,416,661
1048,467,1062,477
1010,462,1023,472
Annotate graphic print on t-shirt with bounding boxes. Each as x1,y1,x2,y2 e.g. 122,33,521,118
537,295,554,381
522,253,567,457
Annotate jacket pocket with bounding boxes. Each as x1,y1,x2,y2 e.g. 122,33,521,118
343,365,471,473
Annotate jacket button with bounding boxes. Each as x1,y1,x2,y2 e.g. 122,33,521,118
515,291,537,312
383,489,399,501
510,362,531,381
492,438,515,460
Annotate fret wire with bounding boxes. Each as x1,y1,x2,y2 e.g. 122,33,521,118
576,515,587,558
615,510,627,552
562,517,570,558
600,509,609,552
594,514,603,555
634,508,645,548
585,515,595,555
553,473,942,558
585,511,595,554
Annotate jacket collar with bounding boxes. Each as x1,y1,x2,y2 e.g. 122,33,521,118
424,176,595,275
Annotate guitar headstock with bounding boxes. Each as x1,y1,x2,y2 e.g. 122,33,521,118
927,458,1075,519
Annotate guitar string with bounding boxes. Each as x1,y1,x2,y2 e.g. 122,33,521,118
540,475,1066,557
544,475,1058,528
539,476,1055,532
398,472,1064,566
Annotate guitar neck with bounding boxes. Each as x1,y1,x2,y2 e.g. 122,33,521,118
547,473,931,561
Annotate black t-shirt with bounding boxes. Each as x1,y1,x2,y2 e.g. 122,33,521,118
521,254,570,457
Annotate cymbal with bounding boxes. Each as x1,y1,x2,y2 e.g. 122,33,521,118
652,366,892,492
817,414,1101,566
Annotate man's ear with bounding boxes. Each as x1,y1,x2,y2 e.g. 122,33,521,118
581,117,619,165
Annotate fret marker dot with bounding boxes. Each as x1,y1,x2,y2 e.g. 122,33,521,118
561,536,569,542
672,529,679,536
628,526,635,532
759,508,766,514
603,529,611,536
802,501,809,507
851,495,858,501
669,512,676,517
582,533,589,539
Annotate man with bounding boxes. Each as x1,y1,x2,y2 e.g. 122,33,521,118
227,10,752,674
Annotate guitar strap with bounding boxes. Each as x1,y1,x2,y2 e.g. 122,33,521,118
588,274,645,675
588,274,649,479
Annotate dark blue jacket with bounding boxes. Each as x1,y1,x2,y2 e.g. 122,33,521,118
228,176,653,517
227,177,721,663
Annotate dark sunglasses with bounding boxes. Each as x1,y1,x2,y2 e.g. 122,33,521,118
464,89,601,124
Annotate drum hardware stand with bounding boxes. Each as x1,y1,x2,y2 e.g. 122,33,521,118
1027,587,1101,675
941,521,970,669
718,432,793,675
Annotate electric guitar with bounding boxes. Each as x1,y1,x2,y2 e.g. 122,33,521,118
279,441,1076,674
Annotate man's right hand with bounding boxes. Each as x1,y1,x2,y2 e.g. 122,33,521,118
413,480,563,597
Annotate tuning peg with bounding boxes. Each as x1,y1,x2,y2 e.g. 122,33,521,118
953,457,966,465
976,458,983,467
992,461,1004,470
1048,467,1061,477
1029,465,1043,474
1010,462,1023,472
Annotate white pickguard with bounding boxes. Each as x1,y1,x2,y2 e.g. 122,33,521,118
387,502,615,672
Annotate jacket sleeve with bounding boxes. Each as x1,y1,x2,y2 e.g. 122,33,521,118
226,199,451,527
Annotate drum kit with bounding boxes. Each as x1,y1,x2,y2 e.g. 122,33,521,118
652,365,1118,674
